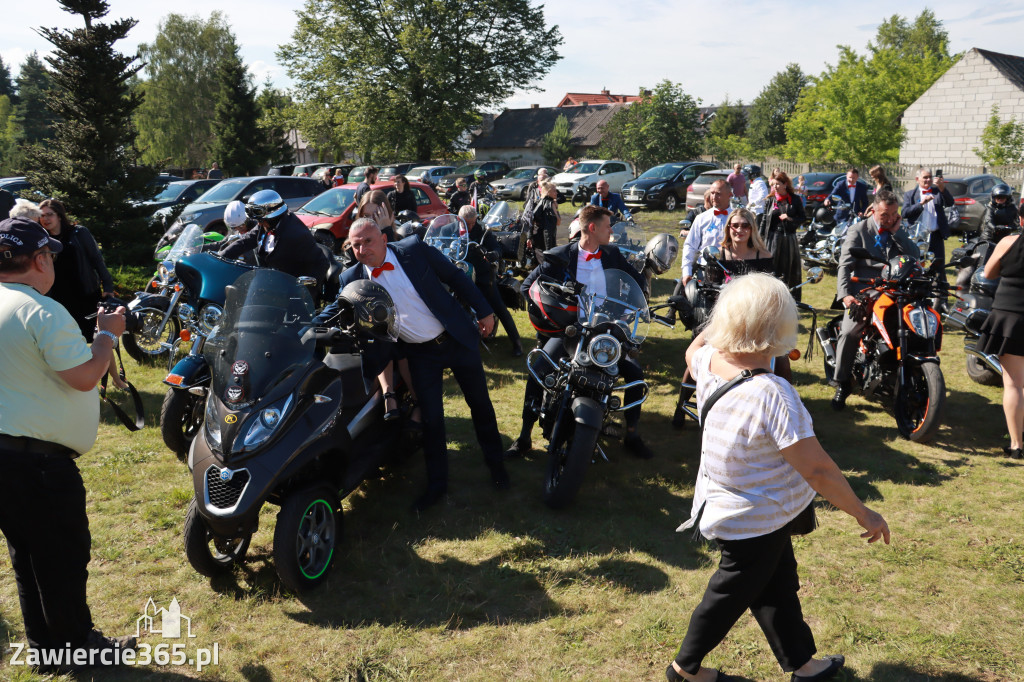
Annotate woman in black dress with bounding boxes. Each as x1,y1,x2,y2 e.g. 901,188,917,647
530,181,560,264
39,199,115,342
976,230,1024,459
760,171,805,299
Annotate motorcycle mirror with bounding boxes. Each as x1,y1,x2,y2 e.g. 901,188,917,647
848,246,881,261
297,276,318,289
830,195,844,204
926,251,936,262
806,267,824,284
702,245,722,261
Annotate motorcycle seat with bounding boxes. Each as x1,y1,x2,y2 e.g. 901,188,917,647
324,353,375,407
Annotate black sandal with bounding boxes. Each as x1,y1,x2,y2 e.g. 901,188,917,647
404,398,424,436
383,391,401,421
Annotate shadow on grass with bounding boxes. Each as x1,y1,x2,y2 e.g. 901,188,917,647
847,661,992,681
98,383,168,430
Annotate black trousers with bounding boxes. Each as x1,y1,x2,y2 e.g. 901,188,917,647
405,336,504,492
477,278,520,343
674,525,816,674
522,336,644,430
0,449,94,650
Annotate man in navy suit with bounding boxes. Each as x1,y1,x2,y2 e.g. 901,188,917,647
505,205,654,459
324,218,509,511
903,168,955,300
825,168,870,222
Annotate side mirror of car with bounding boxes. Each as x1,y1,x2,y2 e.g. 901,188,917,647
599,169,607,175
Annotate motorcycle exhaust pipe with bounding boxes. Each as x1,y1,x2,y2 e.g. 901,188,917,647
815,327,836,363
965,344,1003,375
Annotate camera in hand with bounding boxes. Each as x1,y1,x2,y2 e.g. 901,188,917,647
98,297,143,333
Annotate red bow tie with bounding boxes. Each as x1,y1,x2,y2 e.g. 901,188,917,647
584,250,602,261
927,188,937,194
371,262,394,277
714,210,728,216
848,184,856,189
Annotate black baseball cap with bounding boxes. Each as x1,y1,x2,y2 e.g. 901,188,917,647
0,217,64,260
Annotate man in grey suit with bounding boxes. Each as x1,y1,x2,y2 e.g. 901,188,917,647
832,190,920,410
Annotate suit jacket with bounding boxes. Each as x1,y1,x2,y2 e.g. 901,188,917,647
837,219,920,299
830,180,871,220
902,186,956,239
521,242,647,298
220,212,329,285
330,236,493,353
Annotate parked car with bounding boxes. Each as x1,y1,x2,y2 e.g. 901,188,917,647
167,176,324,233
491,165,560,200
622,161,718,212
407,165,455,187
268,164,296,176
436,161,512,196
139,179,220,228
313,165,355,184
295,181,448,252
378,162,423,182
685,169,739,209
935,174,1019,233
801,172,872,218
292,162,332,177
347,166,371,185
0,177,33,198
552,159,635,200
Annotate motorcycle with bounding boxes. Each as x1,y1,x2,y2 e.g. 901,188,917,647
154,219,225,260
570,184,594,208
525,268,672,508
481,201,528,309
800,196,855,270
946,241,1002,386
159,248,256,459
606,220,679,295
816,248,948,442
184,268,404,592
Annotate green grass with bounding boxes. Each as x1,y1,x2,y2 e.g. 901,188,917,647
1,228,1022,681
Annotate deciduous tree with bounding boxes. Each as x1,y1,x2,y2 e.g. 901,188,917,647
747,64,807,152
278,0,562,161
974,105,1024,166
256,80,294,167
209,41,264,176
598,81,701,171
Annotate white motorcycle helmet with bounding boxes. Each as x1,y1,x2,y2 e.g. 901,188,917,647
224,200,248,230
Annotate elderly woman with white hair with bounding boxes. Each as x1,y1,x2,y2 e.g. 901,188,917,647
9,198,42,222
666,273,890,682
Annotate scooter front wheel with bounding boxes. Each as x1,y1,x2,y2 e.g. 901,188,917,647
274,486,341,592
183,498,250,577
160,387,205,461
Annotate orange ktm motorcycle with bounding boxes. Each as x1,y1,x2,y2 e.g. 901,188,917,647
817,249,948,443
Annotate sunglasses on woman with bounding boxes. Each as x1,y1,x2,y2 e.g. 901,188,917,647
729,221,751,229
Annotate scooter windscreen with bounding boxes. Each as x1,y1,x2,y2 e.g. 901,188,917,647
205,269,318,410
480,201,513,230
578,268,650,343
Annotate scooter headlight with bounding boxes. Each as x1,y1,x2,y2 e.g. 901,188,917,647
204,396,222,449
587,334,621,368
240,395,292,448
906,307,939,338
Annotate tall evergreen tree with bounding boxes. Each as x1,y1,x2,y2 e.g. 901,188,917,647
209,41,264,176
0,55,16,105
14,53,58,145
26,0,155,263
256,79,294,167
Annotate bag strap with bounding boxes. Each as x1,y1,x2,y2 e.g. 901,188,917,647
699,367,770,429
99,345,146,432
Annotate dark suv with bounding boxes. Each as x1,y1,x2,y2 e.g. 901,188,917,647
436,161,512,196
622,161,718,212
936,174,1020,233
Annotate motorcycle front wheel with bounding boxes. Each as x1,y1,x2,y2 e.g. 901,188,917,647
542,420,598,509
123,308,180,364
183,498,251,577
894,362,945,443
274,486,341,592
160,387,205,461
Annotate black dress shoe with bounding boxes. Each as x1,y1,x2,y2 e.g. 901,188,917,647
511,340,524,357
504,437,531,458
623,433,654,459
791,654,845,681
1003,445,1024,459
411,486,446,512
831,382,851,411
489,461,511,489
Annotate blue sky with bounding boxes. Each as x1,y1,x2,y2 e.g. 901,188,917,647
4,1,1024,111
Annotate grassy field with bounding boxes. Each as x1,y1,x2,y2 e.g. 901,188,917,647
2,213,1022,682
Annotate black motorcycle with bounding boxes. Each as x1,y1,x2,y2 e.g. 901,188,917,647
947,241,1002,386
184,268,404,592
525,269,671,508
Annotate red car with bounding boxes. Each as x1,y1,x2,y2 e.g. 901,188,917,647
294,181,449,252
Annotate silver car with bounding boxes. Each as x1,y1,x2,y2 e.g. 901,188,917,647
491,165,559,200
169,176,324,233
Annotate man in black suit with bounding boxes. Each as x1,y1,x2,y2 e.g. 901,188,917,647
327,218,509,510
505,205,654,459
902,167,955,307
219,189,329,290
826,168,871,222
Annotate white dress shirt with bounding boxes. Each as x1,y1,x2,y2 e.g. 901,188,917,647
362,250,445,343
747,178,769,215
681,209,729,278
576,247,607,299
919,189,938,233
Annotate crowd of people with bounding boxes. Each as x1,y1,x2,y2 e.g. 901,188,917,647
2,157,1022,679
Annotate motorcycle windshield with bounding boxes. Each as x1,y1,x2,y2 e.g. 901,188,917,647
205,269,317,407
424,213,469,261
481,201,513,230
166,224,205,262
579,268,650,343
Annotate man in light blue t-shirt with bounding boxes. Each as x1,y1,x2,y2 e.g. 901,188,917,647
0,217,136,672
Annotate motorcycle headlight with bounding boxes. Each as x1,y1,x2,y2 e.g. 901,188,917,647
587,334,621,368
205,396,222,449
157,261,173,283
199,304,223,334
240,396,292,448
906,307,939,338
178,303,196,324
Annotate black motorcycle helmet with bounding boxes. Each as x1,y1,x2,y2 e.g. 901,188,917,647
339,280,399,341
527,278,578,334
815,206,835,225
396,209,418,224
991,183,1013,205
245,189,288,231
882,254,923,282
742,164,762,179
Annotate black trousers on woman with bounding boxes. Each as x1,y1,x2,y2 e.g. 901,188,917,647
674,524,816,674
